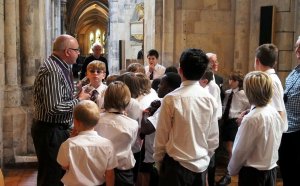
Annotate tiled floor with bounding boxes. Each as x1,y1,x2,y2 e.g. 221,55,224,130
2,166,283,186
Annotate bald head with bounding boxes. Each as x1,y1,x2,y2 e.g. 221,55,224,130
52,34,80,65
53,34,77,52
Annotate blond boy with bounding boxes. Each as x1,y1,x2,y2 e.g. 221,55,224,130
57,100,117,186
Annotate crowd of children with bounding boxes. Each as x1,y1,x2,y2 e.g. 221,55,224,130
52,45,289,186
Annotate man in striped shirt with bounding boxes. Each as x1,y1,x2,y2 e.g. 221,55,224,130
31,34,90,186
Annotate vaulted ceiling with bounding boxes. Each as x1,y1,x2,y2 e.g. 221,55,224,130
65,0,109,36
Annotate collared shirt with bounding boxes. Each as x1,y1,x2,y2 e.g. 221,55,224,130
285,65,300,132
154,81,219,173
33,55,79,124
223,88,250,119
145,64,166,80
126,98,144,153
206,81,222,119
265,69,287,125
228,104,287,176
95,110,139,170
57,130,117,186
82,83,107,108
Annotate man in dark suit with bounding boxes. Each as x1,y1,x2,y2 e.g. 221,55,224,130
207,53,224,100
80,43,109,80
206,52,225,186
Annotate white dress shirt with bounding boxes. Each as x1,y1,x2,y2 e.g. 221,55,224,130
145,64,166,80
228,104,287,176
206,81,222,119
126,98,144,153
265,69,287,124
82,83,107,108
95,110,139,170
57,130,117,186
223,88,250,119
154,80,219,173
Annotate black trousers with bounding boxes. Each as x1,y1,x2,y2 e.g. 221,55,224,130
279,130,300,186
159,154,207,186
114,168,134,186
207,153,216,186
238,166,277,186
31,120,70,186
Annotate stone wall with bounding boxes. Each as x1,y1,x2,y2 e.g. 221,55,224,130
152,0,300,86
0,0,60,167
0,0,4,167
108,0,145,74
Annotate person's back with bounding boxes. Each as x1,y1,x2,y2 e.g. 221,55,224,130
154,48,219,186
94,81,138,186
228,71,287,186
57,100,117,186
254,43,286,122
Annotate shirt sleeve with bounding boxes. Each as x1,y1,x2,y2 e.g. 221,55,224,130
153,97,172,162
57,141,69,168
227,116,259,175
206,98,220,157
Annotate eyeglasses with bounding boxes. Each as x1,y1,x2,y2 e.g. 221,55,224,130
68,48,80,52
89,70,106,74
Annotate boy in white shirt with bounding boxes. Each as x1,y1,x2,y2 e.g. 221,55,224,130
57,100,117,186
154,48,219,186
145,49,166,80
228,71,287,186
82,60,107,108
217,71,250,186
95,81,139,186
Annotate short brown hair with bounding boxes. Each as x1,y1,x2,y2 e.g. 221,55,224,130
243,71,273,107
135,72,151,95
73,100,100,128
229,71,244,89
127,63,146,74
104,81,131,111
87,60,106,72
116,72,140,98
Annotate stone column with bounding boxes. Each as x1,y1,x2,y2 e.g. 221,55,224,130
5,0,19,88
233,0,250,73
20,0,35,85
108,0,120,73
161,0,174,68
0,0,4,167
61,0,67,34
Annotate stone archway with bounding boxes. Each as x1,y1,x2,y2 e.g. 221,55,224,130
65,0,109,56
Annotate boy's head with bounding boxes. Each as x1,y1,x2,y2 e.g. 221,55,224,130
255,43,278,69
135,72,151,95
157,72,181,98
116,72,140,98
106,74,119,86
244,71,273,107
199,69,213,87
147,49,159,67
179,48,209,80
127,63,146,74
165,66,178,74
104,81,131,111
73,100,100,129
229,71,244,89
86,60,106,82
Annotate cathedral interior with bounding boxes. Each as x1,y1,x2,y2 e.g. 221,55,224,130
0,0,299,174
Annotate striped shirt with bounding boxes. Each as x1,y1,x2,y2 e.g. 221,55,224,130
33,55,79,124
285,64,300,132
